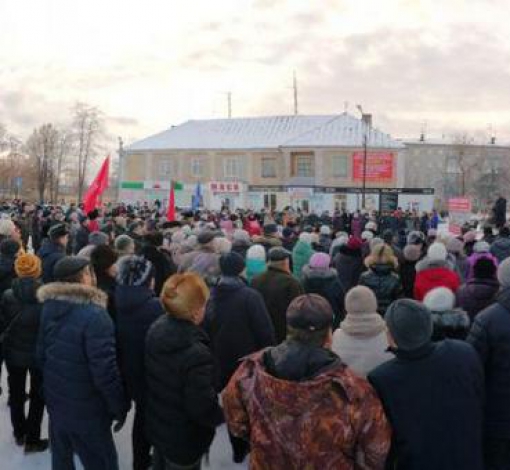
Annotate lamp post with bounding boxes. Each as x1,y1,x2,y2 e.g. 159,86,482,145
356,105,372,210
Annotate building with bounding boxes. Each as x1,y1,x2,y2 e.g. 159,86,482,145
120,114,433,212
403,137,510,211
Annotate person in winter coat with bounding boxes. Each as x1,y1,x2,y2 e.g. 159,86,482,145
483,225,497,245
464,230,477,257
253,223,282,253
332,286,393,377
466,241,498,281
72,215,91,255
203,252,275,463
38,223,68,284
245,244,267,284
292,232,315,279
222,294,391,470
244,213,262,238
446,237,469,282
317,225,332,253
468,258,510,469
145,273,223,470
251,247,304,344
369,299,484,470
140,232,177,296
359,244,402,316
77,231,109,259
457,257,499,321
37,256,128,470
414,242,461,301
90,245,118,322
0,238,20,297
423,287,470,341
399,244,421,298
115,234,136,258
281,227,297,252
492,195,507,229
1,253,47,453
115,256,164,470
491,226,510,262
301,252,345,328
178,230,220,287
231,229,251,259
333,236,364,292
329,231,349,258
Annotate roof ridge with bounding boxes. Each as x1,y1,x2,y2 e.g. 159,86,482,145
280,114,345,147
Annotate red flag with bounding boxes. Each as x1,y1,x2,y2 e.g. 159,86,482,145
166,182,175,221
83,156,110,215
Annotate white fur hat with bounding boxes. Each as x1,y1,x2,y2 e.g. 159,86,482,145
427,242,447,261
247,244,266,261
362,230,374,241
423,287,455,312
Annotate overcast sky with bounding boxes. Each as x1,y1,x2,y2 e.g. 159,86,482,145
1,0,509,147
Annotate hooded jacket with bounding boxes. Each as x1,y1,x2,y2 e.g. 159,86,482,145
359,264,402,316
333,245,364,293
145,315,223,465
414,259,461,301
456,278,499,321
222,343,391,470
38,239,66,284
203,277,275,390
490,236,510,263
36,283,127,430
292,241,314,279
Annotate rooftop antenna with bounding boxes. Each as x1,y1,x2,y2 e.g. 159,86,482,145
344,101,349,113
227,92,232,119
420,121,427,142
293,70,298,115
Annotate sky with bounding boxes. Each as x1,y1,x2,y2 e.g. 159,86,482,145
1,0,510,149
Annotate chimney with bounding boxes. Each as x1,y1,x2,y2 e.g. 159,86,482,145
362,113,372,127
491,135,496,145
419,132,425,142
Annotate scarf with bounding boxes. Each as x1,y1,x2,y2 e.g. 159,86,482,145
340,312,386,338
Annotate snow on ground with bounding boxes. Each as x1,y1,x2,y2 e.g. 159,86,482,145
0,368,247,469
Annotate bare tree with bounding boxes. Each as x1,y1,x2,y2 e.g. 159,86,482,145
49,129,72,203
72,102,104,202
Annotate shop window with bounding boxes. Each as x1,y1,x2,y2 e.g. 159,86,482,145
264,194,277,210
261,158,277,178
332,156,348,177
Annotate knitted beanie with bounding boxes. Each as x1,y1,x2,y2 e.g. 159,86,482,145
88,231,109,246
15,252,42,279
116,255,154,287
90,245,118,275
345,286,378,314
446,237,464,254
341,286,386,337
247,244,266,262
423,287,455,312
309,252,331,270
427,242,447,261
403,244,422,262
219,252,246,277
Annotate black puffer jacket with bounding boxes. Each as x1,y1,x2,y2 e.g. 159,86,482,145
490,236,510,263
468,287,510,438
145,316,223,465
0,255,17,299
1,278,42,368
359,264,402,316
430,309,471,341
38,240,65,284
333,245,364,292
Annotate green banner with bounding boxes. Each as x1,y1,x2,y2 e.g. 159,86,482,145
121,181,144,190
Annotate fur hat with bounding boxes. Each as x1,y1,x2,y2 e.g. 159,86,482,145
427,242,447,261
407,231,425,245
0,219,15,237
219,252,245,277
474,241,490,253
309,253,331,270
361,230,374,241
114,234,134,255
403,244,422,262
116,255,154,287
446,237,464,254
88,231,109,247
53,256,90,281
423,287,455,312
90,245,118,275
247,244,266,262
345,286,378,315
299,232,312,244
232,229,250,244
320,225,331,236
15,252,42,279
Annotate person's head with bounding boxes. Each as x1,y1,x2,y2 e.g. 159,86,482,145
114,234,135,257
320,225,331,237
365,243,397,269
53,256,94,285
129,221,144,236
264,223,279,237
309,252,331,271
361,230,374,243
197,229,216,247
267,247,291,272
463,231,477,244
0,239,20,259
116,255,155,288
299,232,312,245
49,223,69,247
382,229,395,245
90,245,118,279
160,273,209,325
423,287,455,312
385,299,433,351
484,226,494,238
407,230,425,246
474,241,490,254
232,229,250,245
15,252,42,279
214,237,232,255
474,257,497,280
219,252,246,278
446,237,464,256
286,294,334,348
427,242,448,262
247,244,266,263
403,244,422,262
345,286,378,315
88,231,109,247
0,219,19,241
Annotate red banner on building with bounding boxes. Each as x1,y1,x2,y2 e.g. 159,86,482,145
352,152,394,181
448,198,472,212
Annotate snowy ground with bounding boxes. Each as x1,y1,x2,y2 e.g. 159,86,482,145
0,368,247,469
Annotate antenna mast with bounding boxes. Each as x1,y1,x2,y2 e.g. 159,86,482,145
293,71,298,115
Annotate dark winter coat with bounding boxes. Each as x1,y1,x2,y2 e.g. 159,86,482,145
36,283,127,430
456,278,499,321
0,254,17,299
301,266,345,328
73,225,90,255
430,309,471,341
115,285,163,403
400,252,419,299
493,197,507,227
359,264,402,316
140,245,177,296
231,239,251,260
369,340,484,470
38,240,66,284
468,288,510,438
251,266,304,344
145,316,223,465
203,276,276,390
96,274,117,322
490,236,510,263
333,245,364,293
1,278,42,368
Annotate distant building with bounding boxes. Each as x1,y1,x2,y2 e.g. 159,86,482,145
120,114,433,212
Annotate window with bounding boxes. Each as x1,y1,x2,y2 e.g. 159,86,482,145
446,156,460,174
261,158,277,178
332,156,348,177
191,158,204,177
159,160,173,177
224,157,239,178
296,156,314,177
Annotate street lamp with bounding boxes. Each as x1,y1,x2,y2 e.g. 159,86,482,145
356,105,372,210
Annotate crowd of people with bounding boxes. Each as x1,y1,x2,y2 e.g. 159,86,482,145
0,200,510,469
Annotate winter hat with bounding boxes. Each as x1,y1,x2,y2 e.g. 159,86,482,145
345,286,378,314
361,230,374,241
446,237,464,254
88,231,109,246
219,252,246,277
403,244,422,262
0,239,20,257
320,225,331,236
287,294,333,332
407,230,425,246
299,232,312,244
427,229,438,238
90,245,118,275
347,237,363,251
463,231,477,243
474,241,490,253
309,252,331,270
214,237,232,254
474,257,497,279
268,247,291,262
385,299,433,351
369,237,384,251
116,255,154,287
232,229,250,244
282,227,294,238
15,252,42,279
0,219,15,237
335,231,349,240
365,221,377,232
49,223,69,241
423,287,455,312
382,229,394,244
197,229,216,245
114,234,135,256
264,223,278,235
53,256,90,282
341,286,386,337
247,244,266,262
497,258,510,288
427,242,447,261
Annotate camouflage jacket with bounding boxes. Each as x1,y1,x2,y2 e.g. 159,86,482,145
222,349,391,470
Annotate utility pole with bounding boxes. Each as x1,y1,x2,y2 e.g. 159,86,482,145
227,92,232,119
293,71,298,115
356,105,372,210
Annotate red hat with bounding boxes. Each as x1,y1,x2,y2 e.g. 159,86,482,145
347,236,363,251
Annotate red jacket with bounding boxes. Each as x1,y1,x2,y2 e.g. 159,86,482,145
414,266,461,301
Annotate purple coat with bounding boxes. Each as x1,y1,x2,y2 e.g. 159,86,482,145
466,253,498,281
456,278,500,321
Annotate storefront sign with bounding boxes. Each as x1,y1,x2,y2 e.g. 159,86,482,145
352,152,394,181
144,181,171,190
287,187,314,198
448,198,472,212
210,182,241,193
380,192,399,212
248,185,286,192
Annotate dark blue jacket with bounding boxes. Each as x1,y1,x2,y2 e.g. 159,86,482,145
38,240,65,284
203,276,275,390
36,282,127,430
115,284,163,403
468,287,510,438
369,340,484,470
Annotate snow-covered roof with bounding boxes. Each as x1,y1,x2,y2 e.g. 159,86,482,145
127,114,403,152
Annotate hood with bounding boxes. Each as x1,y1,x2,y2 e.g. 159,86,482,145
464,278,499,300
301,265,337,283
263,340,342,382
38,239,64,259
415,257,450,273
37,282,107,309
213,276,246,296
152,316,209,354
115,284,156,312
11,277,41,304
431,309,470,330
368,263,394,275
246,258,266,272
